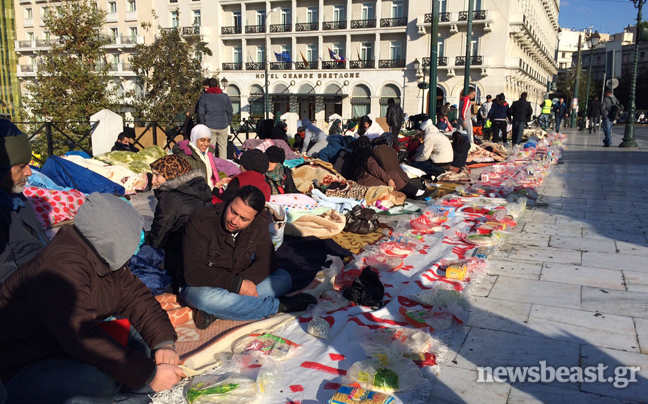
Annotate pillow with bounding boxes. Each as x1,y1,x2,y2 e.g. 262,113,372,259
23,186,86,229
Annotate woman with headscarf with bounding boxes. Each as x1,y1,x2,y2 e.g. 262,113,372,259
264,146,299,195
301,119,328,157
328,119,342,135
218,149,272,202
173,124,239,189
147,154,212,286
372,133,430,199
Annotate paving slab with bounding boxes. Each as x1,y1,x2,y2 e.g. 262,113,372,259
507,383,639,404
488,276,582,309
427,365,512,404
623,270,648,294
524,305,639,352
506,246,582,266
636,318,648,355
615,241,648,256
541,263,626,290
487,259,542,280
581,287,648,319
549,236,617,253
579,345,648,402
466,296,531,335
582,251,647,271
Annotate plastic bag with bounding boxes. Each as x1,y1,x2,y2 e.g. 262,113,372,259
266,202,286,250
409,213,446,233
322,254,344,278
411,283,471,323
318,290,350,312
327,384,395,404
379,241,416,257
307,304,330,339
185,373,257,403
345,350,424,392
363,327,439,356
364,254,404,272
342,267,385,309
399,306,456,331
231,333,300,361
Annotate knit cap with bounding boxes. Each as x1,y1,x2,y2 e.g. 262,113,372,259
0,119,32,175
150,154,192,181
240,149,269,174
265,146,286,164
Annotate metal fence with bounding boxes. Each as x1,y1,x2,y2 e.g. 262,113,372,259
14,121,98,163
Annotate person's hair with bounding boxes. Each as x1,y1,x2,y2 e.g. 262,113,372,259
486,95,492,99
605,88,612,94
208,77,219,88
520,92,528,99
414,130,425,141
348,136,376,181
117,132,129,141
203,78,210,86
233,185,266,214
451,131,464,153
357,115,372,135
297,126,305,132
594,95,599,99
387,98,395,104
469,88,476,94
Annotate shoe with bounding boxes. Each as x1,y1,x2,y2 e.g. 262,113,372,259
415,187,439,200
603,144,611,148
193,310,218,330
278,293,318,313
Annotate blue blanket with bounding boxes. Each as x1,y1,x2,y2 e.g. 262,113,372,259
40,156,125,195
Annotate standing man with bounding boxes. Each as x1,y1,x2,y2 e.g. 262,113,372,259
478,95,493,126
459,88,476,143
385,98,404,147
509,92,533,145
553,97,568,133
487,94,510,144
601,88,619,147
587,95,602,134
539,97,553,130
181,186,317,328
197,77,233,160
0,120,49,284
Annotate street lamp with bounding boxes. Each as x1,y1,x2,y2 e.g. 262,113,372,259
620,0,645,147
220,77,228,90
570,32,583,128
580,31,601,131
413,58,421,74
264,6,281,120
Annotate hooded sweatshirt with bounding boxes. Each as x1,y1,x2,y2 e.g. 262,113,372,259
414,120,454,164
301,119,327,154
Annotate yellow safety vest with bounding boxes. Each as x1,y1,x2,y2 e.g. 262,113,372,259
541,99,552,114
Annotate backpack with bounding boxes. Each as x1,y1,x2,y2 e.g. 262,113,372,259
607,97,620,120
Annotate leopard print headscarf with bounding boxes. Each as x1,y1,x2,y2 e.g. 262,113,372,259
150,154,192,181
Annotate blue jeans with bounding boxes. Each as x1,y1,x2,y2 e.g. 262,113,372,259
539,114,549,130
512,122,526,145
602,117,612,145
5,328,154,404
555,116,563,132
411,160,451,178
180,268,292,321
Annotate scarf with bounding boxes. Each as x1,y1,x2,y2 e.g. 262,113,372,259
266,164,286,195
188,142,214,189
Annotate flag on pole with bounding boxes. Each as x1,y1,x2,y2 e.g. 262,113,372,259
300,50,309,68
274,51,293,63
328,47,345,62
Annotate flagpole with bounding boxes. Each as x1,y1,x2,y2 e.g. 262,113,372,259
427,0,440,123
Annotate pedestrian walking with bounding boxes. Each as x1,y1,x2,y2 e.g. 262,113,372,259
197,77,233,160
459,88,476,144
509,92,533,145
587,96,602,133
553,97,568,133
385,98,404,146
601,88,620,147
487,94,510,144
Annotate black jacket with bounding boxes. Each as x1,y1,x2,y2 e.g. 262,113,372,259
111,141,139,153
488,100,510,121
587,99,602,117
0,191,49,284
553,103,568,118
146,172,212,280
451,136,471,168
270,127,288,143
509,99,533,123
386,104,404,129
265,166,300,195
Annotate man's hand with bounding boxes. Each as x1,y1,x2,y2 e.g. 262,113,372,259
149,364,183,392
239,279,258,297
449,166,460,173
387,179,396,189
155,346,179,366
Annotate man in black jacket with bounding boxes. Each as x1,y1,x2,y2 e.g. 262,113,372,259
111,132,140,152
509,92,533,145
181,186,316,328
386,98,404,146
587,96,602,133
0,120,49,284
553,97,569,132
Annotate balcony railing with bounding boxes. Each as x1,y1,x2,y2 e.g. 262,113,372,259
351,19,376,29
222,26,242,34
379,59,405,68
222,62,243,70
106,12,117,22
270,23,292,32
35,39,52,47
350,60,375,68
245,25,265,34
270,62,293,70
422,56,448,66
125,10,137,21
323,20,347,30
380,17,407,27
296,22,318,31
181,26,201,35
458,10,486,21
118,35,139,44
24,18,34,27
295,61,319,70
16,40,34,48
455,55,483,66
322,61,346,69
425,12,451,23
246,62,264,70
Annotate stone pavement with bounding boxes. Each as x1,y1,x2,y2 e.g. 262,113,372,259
426,126,648,403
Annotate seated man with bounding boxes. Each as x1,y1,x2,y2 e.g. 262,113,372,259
0,193,181,403
111,132,140,152
265,146,300,195
217,149,272,202
411,117,454,179
181,186,317,328
0,119,50,284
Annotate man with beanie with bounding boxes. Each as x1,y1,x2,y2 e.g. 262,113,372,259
182,186,317,328
0,119,49,284
147,155,213,286
509,92,533,145
264,146,299,195
218,149,272,202
0,193,181,403
197,77,233,160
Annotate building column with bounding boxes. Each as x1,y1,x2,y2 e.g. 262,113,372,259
318,35,324,67
242,38,247,70
346,33,351,64
346,0,352,25
319,0,324,27
375,0,382,23
375,32,380,69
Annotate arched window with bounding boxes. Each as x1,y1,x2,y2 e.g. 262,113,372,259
227,85,241,116
351,84,371,118
379,84,401,117
249,84,264,116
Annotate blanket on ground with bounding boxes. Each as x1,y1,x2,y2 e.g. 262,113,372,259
62,155,148,194
40,156,126,195
242,139,301,160
292,160,344,193
94,146,167,173
284,209,346,238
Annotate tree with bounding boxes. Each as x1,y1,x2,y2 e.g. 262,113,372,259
23,0,116,157
129,12,212,129
556,66,595,115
